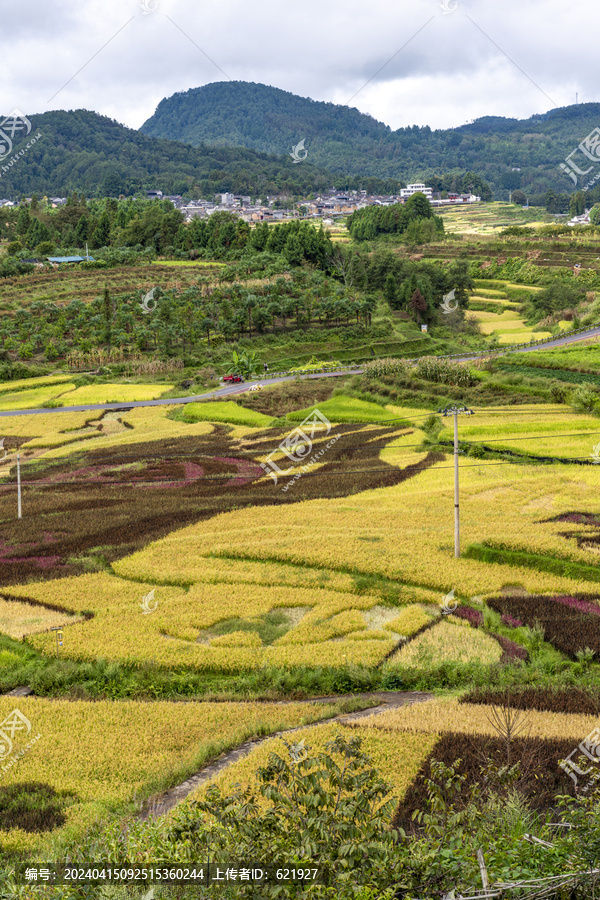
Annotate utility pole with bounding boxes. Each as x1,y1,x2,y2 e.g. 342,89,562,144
438,406,475,557
16,452,21,519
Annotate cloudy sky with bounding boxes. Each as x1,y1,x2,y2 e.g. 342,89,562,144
2,0,596,133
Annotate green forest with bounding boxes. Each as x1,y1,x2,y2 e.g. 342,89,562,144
141,81,600,200
0,109,397,200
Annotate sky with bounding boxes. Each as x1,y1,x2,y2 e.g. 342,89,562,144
1,0,597,133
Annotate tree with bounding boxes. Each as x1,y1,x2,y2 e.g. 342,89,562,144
448,259,474,309
383,273,398,308
16,206,30,237
167,735,405,898
569,190,586,217
102,286,112,348
90,211,111,248
74,215,89,246
410,288,428,324
511,189,527,206
405,191,433,219
227,349,260,378
590,204,600,225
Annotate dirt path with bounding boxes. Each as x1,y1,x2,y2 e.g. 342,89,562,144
139,691,432,820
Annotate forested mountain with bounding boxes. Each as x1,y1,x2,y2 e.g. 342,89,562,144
0,109,342,199
141,81,600,198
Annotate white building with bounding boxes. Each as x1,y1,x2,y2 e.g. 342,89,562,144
400,183,433,200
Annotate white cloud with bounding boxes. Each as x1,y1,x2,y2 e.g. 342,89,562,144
0,0,597,132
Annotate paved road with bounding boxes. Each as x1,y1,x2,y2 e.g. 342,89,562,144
516,325,600,352
0,369,362,418
1,324,599,418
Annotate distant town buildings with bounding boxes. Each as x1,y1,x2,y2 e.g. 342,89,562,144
0,181,484,229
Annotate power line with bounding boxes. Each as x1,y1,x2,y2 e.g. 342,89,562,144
4,424,600,467
1,456,597,489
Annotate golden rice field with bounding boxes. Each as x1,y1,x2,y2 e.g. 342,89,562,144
0,696,344,855
0,381,173,412
355,697,597,741
0,375,73,395
186,697,599,833
0,596,81,640
388,620,502,667
190,722,437,808
9,573,411,671
3,400,600,674
468,308,552,343
436,403,600,462
113,448,600,597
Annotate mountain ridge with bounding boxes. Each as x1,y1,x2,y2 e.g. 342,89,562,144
140,81,600,196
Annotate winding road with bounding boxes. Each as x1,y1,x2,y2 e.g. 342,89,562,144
1,324,599,419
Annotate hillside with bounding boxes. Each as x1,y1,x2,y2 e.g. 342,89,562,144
141,81,600,198
0,108,336,199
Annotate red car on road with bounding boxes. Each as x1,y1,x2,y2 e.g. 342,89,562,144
222,374,245,383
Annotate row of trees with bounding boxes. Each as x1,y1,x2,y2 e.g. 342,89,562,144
1,196,338,261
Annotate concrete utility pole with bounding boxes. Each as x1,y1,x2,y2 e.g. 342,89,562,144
438,406,475,557
16,453,22,519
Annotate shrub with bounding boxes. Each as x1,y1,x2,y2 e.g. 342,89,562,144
167,735,405,897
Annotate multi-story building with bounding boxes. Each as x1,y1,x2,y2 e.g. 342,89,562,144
399,183,433,200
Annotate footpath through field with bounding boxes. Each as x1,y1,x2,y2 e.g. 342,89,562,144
139,691,433,820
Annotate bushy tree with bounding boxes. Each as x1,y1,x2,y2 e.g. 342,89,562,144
167,735,407,898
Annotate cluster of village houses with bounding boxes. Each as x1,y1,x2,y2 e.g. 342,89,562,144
0,184,482,222
155,183,482,223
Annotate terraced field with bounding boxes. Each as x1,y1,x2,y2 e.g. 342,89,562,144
3,373,600,874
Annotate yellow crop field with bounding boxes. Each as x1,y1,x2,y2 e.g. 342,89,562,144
437,404,600,462
384,604,435,638
190,722,438,807
0,410,92,440
388,620,502,667
0,596,81,639
10,572,399,670
468,308,551,342
0,696,344,854
116,554,358,593
0,383,76,411
31,405,219,457
115,452,600,599
55,383,174,405
356,697,597,742
0,375,73,394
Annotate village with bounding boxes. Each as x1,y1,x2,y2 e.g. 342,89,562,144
0,182,483,224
